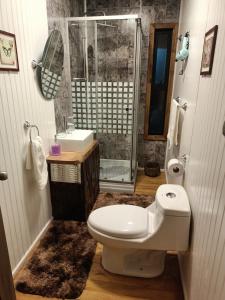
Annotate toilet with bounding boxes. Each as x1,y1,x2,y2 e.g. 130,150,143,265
87,184,191,278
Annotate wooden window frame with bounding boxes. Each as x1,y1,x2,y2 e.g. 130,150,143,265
144,23,178,141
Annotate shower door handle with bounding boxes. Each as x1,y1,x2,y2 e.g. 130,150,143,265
0,171,8,181
82,37,87,80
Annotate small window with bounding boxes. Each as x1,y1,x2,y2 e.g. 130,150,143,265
144,23,178,140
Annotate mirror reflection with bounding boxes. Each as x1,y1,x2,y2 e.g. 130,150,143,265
38,29,64,100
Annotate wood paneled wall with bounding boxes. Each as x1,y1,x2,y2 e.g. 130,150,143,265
173,0,225,299
0,0,55,270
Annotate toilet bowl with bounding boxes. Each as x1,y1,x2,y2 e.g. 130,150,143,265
87,184,191,278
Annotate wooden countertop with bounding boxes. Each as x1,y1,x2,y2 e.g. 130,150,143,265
47,140,98,164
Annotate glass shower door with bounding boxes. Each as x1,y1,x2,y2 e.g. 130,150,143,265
68,17,139,183
68,20,96,132
95,18,136,183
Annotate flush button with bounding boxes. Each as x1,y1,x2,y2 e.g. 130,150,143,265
173,167,180,173
166,192,176,198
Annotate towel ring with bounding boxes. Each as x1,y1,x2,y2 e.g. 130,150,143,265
24,121,40,142
29,125,40,142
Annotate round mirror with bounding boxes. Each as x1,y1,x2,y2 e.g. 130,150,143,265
37,30,64,100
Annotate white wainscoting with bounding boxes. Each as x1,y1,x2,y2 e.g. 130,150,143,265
0,0,55,270
174,0,225,299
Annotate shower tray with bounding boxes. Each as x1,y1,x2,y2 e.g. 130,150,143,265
99,159,137,193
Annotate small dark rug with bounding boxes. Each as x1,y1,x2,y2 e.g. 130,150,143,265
16,193,154,299
93,192,154,210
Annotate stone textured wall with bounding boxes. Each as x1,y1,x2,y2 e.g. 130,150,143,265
97,133,132,160
86,0,180,168
46,0,71,17
46,0,82,132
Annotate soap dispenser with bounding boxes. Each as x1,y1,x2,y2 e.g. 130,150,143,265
50,135,61,156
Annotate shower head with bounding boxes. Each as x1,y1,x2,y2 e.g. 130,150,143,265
96,22,117,28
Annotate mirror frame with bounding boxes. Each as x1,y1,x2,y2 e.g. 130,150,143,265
37,29,64,100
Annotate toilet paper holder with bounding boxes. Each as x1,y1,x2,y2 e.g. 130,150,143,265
167,156,186,177
179,154,188,166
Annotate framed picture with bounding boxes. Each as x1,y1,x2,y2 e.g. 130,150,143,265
0,30,19,71
200,25,218,75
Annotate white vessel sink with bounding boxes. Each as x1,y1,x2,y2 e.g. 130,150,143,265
56,130,94,152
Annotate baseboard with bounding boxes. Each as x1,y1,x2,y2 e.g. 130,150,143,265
12,218,52,277
178,253,188,300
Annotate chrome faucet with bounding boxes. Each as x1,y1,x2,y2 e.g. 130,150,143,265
63,116,68,132
63,116,74,133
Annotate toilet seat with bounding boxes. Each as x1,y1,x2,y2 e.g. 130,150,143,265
88,204,148,239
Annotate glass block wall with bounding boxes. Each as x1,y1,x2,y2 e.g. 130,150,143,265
72,80,134,135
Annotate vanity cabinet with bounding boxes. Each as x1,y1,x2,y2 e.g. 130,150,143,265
47,141,99,221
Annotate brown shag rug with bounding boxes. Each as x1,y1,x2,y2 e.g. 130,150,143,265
16,193,154,299
93,192,154,210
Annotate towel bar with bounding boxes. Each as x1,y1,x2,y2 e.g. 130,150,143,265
175,97,187,111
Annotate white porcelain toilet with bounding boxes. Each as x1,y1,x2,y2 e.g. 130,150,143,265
87,184,191,278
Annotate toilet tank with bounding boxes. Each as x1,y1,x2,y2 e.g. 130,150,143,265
150,184,191,251
155,184,191,218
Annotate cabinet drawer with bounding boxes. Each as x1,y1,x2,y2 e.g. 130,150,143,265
50,163,81,183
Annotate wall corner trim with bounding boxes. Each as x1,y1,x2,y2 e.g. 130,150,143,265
178,253,188,300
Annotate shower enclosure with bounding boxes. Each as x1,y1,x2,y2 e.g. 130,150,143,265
65,15,141,191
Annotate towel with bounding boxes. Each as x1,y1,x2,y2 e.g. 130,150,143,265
25,142,32,170
167,99,180,149
29,136,48,190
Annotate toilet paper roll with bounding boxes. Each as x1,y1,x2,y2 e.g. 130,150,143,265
167,158,184,177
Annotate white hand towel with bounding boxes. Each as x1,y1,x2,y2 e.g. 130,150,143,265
30,136,48,190
25,142,32,170
167,99,180,149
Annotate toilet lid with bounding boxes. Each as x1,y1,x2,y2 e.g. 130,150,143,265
88,205,148,239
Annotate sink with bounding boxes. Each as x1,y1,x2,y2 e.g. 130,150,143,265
56,129,94,152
